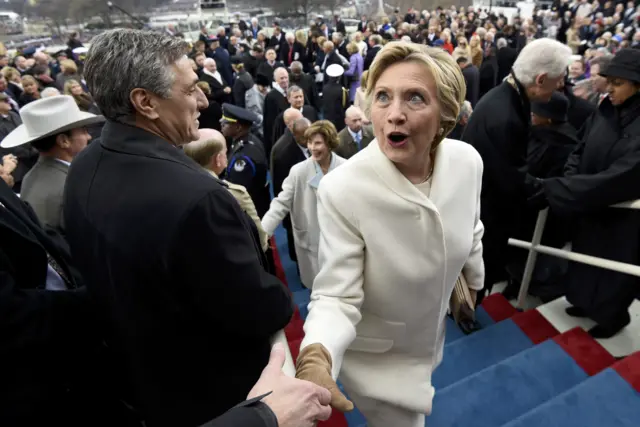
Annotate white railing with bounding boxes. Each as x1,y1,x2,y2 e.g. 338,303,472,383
508,200,640,310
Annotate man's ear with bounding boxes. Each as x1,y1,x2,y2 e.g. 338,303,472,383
130,88,160,120
535,73,548,87
56,132,70,149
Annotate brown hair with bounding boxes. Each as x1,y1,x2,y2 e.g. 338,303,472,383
304,120,339,150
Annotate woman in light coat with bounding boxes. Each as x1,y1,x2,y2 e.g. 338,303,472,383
261,120,346,287
295,42,485,427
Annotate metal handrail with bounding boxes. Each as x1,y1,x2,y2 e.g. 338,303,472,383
508,200,640,310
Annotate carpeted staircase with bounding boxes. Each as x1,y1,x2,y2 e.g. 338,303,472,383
270,226,640,427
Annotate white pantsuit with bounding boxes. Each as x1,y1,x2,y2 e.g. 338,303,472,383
301,139,485,425
262,153,346,287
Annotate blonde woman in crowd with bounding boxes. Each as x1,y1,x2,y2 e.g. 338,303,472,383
452,36,471,61
296,42,483,427
469,34,483,68
19,75,40,107
262,120,346,288
64,79,94,111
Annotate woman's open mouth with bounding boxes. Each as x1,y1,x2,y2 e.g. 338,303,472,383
387,132,408,147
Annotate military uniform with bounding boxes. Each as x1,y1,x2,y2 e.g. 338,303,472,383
222,103,271,218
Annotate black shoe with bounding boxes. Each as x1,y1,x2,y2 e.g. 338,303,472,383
501,279,520,301
588,314,631,339
565,306,588,318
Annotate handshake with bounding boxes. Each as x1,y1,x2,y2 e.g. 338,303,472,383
246,343,353,427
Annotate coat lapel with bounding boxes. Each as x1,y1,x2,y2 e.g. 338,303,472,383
367,139,441,213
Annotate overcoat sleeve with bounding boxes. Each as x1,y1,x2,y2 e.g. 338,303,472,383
301,178,363,379
462,153,485,291
228,183,269,252
199,398,277,427
170,188,293,338
544,137,640,216
261,169,296,236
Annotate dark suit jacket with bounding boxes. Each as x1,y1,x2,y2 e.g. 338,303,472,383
364,45,382,71
271,106,318,145
0,180,122,426
200,72,231,105
262,90,289,158
334,125,374,159
63,121,293,427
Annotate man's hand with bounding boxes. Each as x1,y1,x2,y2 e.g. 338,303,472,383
248,343,332,427
2,154,17,174
296,343,354,412
1,171,15,188
224,87,232,94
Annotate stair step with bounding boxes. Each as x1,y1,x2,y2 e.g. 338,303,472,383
500,352,640,427
428,328,615,427
434,310,558,389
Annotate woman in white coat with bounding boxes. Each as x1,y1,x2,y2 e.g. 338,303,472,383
295,42,485,427
261,120,346,288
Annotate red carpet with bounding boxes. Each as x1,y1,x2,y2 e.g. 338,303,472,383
272,237,349,427
553,327,617,376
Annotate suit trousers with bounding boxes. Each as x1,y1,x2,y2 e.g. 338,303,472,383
346,389,426,427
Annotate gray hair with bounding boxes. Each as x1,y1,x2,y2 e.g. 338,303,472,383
287,85,303,97
497,38,508,49
512,38,572,86
41,87,61,97
292,117,311,132
459,100,473,119
84,29,189,121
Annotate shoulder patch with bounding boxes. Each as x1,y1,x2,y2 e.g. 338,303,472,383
234,159,246,172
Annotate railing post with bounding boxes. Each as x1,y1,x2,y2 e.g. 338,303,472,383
516,208,549,310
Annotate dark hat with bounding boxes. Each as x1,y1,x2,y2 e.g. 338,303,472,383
531,92,569,122
221,103,258,125
231,55,244,65
598,49,640,84
22,46,36,56
433,39,445,47
255,73,271,87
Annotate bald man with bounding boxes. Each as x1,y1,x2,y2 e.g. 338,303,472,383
270,117,311,269
334,106,374,159
200,58,232,105
183,129,268,251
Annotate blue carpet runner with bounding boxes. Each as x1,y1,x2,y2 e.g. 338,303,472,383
271,224,631,427
500,352,640,427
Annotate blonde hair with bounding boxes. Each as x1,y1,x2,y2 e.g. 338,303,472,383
365,41,466,146
63,78,82,95
304,120,339,150
60,59,78,74
347,42,359,55
2,66,21,83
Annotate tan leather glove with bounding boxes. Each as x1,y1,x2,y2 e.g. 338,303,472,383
295,343,354,412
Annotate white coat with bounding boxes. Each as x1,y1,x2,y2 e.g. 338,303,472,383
262,153,347,287
301,138,484,415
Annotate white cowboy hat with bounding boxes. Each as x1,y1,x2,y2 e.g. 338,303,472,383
73,46,89,55
1,95,105,149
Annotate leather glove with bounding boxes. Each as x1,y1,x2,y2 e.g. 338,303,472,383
295,343,354,412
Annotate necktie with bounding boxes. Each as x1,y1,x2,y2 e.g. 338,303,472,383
355,133,362,151
288,44,293,64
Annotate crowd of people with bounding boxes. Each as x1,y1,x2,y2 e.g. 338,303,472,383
1,1,639,426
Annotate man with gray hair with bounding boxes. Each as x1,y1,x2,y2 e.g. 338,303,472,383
462,38,572,301
63,29,331,427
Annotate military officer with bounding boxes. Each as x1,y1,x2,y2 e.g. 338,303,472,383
221,103,271,218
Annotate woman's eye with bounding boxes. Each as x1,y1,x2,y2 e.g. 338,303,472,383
410,93,425,103
375,91,389,103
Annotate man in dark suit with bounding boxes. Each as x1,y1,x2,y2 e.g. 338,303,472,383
262,67,290,159
64,29,329,427
334,106,373,159
363,35,383,71
0,179,133,426
271,86,318,144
